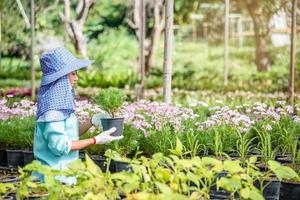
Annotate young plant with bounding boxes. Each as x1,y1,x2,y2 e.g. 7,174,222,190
93,88,126,118
212,128,224,158
236,131,255,166
256,129,276,164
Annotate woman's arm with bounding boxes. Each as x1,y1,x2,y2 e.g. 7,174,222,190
71,138,94,151
79,117,93,136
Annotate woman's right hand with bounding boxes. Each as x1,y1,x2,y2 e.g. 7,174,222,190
93,127,123,144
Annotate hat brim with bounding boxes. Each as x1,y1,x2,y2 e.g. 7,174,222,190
41,59,94,86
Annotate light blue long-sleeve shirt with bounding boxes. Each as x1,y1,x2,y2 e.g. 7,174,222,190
33,112,79,184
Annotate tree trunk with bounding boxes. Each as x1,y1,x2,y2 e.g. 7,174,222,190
290,0,298,104
138,0,146,100
163,0,173,104
0,13,2,68
237,0,271,72
254,32,270,72
30,0,35,100
70,22,88,58
224,0,230,85
145,0,164,73
63,0,94,59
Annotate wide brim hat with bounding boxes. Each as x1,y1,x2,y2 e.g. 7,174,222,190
40,47,94,86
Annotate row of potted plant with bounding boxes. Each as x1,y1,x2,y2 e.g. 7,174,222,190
1,91,300,169
1,140,299,200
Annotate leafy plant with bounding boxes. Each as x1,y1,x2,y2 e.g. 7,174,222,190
256,128,277,164
236,131,256,166
93,88,126,118
0,116,35,150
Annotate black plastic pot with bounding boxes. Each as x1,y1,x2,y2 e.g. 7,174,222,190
0,149,7,166
254,180,281,200
210,190,237,200
79,151,85,161
113,161,132,172
280,181,300,200
6,150,24,168
275,155,292,164
0,175,19,183
91,155,113,172
101,118,124,136
1,195,14,200
23,150,34,165
27,192,49,200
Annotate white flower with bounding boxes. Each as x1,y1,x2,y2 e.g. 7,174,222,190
263,124,272,131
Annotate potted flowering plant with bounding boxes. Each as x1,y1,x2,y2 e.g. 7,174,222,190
93,88,126,136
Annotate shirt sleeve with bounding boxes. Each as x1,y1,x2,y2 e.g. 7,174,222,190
43,120,72,156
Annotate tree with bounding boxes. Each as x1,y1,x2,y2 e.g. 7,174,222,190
234,0,288,72
126,0,165,74
289,0,298,104
163,0,173,104
63,0,95,59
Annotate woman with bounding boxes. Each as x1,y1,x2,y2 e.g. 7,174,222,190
33,47,123,184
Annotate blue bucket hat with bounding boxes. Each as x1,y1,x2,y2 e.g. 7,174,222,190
40,47,94,86
36,47,93,120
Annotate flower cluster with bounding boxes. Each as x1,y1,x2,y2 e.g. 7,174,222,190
195,100,300,133
0,98,36,120
120,100,199,136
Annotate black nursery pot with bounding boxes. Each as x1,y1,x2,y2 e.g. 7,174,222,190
280,181,300,200
23,150,35,165
0,149,7,166
91,155,113,173
6,150,24,168
101,118,124,136
113,161,132,173
0,175,20,183
254,180,281,200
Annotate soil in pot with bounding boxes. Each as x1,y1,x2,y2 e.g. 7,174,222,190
280,181,300,200
275,155,292,164
6,150,24,168
23,150,34,165
255,161,269,172
0,149,7,167
254,179,281,200
101,118,124,136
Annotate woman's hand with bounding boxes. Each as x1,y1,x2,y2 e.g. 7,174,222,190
93,127,123,144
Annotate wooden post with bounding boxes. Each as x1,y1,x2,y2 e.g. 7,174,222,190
192,18,197,42
64,0,70,45
237,17,243,48
289,0,298,105
138,0,146,99
203,22,208,57
224,0,230,86
163,0,173,104
0,13,2,68
30,0,36,100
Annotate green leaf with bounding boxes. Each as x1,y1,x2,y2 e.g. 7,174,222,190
169,137,183,156
268,160,300,181
85,154,102,175
155,182,173,193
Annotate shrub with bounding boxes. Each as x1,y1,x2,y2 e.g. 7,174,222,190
0,117,35,150
93,88,126,118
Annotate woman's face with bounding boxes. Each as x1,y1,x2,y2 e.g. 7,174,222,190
68,71,78,87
